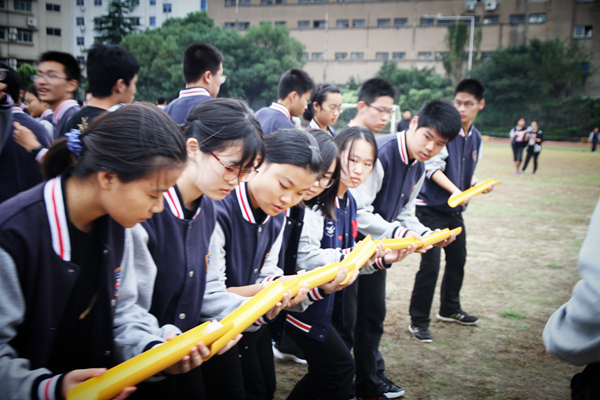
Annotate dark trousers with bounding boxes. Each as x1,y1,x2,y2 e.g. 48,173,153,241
592,140,598,152
522,147,540,173
410,206,467,328
571,363,600,400
286,324,355,400
201,344,246,400
240,326,277,400
129,365,206,400
512,141,525,162
335,270,387,397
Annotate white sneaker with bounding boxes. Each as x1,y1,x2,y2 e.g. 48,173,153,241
272,342,307,364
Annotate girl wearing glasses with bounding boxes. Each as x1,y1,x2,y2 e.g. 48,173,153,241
113,99,265,400
304,83,342,137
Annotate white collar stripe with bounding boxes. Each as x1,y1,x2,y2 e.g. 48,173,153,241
41,109,54,119
459,127,473,137
164,187,183,219
179,88,210,98
236,184,256,224
269,102,290,120
397,131,409,164
309,119,320,129
11,107,24,113
53,99,79,124
44,176,71,261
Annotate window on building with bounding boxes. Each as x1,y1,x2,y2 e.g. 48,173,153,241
377,19,390,27
224,22,235,29
94,17,101,26
0,0,4,8
94,0,101,5
163,3,171,12
435,51,449,60
238,21,250,29
576,0,595,2
0,27,5,40
352,19,365,28
483,15,498,25
130,17,140,25
417,51,432,60
46,3,61,12
302,52,308,61
337,19,349,28
14,0,32,12
376,52,389,60
351,52,364,60
394,18,408,27
274,0,286,3
298,20,310,28
261,0,271,3
573,25,593,39
312,52,324,60
77,36,84,45
275,21,286,26
420,17,435,26
46,27,61,36
314,0,326,3
149,16,156,26
132,0,139,4
200,0,206,10
392,52,405,60
16,28,33,42
509,14,526,24
481,51,493,61
76,56,85,65
299,0,310,3
335,52,347,60
76,17,85,26
76,0,84,5
528,13,546,24
437,19,453,26
314,20,325,28
150,0,155,4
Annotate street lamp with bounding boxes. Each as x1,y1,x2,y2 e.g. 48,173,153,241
426,13,475,71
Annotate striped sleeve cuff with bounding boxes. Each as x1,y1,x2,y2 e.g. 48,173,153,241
339,247,352,262
35,148,48,163
254,312,275,326
393,226,409,238
426,168,439,179
261,276,281,285
374,257,389,270
307,287,328,302
34,374,65,400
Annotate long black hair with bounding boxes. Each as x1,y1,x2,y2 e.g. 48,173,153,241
304,129,340,220
184,98,265,171
334,126,378,176
303,83,341,121
264,128,322,175
43,103,187,181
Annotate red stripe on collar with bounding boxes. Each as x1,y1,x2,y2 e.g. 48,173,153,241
235,184,270,225
53,99,79,124
164,187,183,219
309,119,320,129
179,88,210,98
398,130,418,166
41,109,54,119
270,102,291,120
11,106,24,113
44,176,71,260
459,127,473,137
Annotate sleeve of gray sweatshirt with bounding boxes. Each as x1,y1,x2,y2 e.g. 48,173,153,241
543,199,600,366
113,226,182,364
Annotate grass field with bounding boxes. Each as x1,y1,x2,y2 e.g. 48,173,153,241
274,142,600,400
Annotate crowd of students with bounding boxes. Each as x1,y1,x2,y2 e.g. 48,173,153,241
0,41,493,400
509,117,544,175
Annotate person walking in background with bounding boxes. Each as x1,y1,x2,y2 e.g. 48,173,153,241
589,127,599,153
157,96,167,110
397,109,411,132
510,117,530,174
522,121,543,175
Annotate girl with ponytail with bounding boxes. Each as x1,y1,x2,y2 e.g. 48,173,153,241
303,83,342,136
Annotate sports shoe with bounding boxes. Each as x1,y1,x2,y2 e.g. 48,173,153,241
408,324,433,343
381,376,405,398
357,396,390,400
437,310,479,325
272,342,307,364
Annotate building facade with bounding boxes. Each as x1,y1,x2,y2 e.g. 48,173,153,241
207,0,600,95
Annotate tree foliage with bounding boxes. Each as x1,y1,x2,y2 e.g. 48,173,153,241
17,64,37,90
120,13,304,107
443,23,482,83
94,0,139,45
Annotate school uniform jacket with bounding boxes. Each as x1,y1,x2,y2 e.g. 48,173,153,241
164,87,214,125
0,106,51,203
0,175,131,400
52,99,80,140
417,126,483,214
113,187,216,363
308,119,337,137
350,130,432,241
254,102,295,135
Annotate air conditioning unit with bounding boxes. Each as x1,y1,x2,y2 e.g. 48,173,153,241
465,0,477,11
9,59,17,69
484,0,497,11
9,27,17,34
27,17,37,27
80,5,85,11
80,25,86,32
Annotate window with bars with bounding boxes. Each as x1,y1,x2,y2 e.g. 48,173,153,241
337,19,349,28
46,3,61,12
351,52,363,60
14,0,32,12
17,28,33,42
376,52,389,60
573,25,593,39
394,18,407,27
352,19,365,28
312,52,324,60
77,36,84,45
46,27,61,36
377,19,390,27
392,52,405,60
335,52,347,60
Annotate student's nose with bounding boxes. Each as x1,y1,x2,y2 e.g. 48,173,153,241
425,140,435,152
353,163,363,175
152,197,164,214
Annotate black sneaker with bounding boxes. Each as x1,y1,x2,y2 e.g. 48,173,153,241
381,376,405,398
437,310,479,325
408,324,433,343
357,396,390,400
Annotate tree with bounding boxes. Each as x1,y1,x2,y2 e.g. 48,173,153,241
17,63,37,90
442,22,482,83
94,0,139,45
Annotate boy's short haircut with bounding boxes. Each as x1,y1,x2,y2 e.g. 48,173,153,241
1,62,21,101
182,43,224,84
416,98,462,142
277,68,315,100
357,78,397,104
157,96,166,104
87,44,140,98
39,51,81,83
454,78,485,101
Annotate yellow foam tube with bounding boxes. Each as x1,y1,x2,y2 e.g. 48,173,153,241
339,237,378,285
340,236,371,270
288,262,343,298
417,227,462,248
67,321,233,400
448,178,500,208
376,237,419,251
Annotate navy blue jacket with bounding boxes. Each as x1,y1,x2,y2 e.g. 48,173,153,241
418,126,482,214
141,186,215,332
254,103,295,135
52,99,80,139
164,88,214,125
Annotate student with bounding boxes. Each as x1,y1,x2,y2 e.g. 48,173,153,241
113,99,265,400
349,98,460,398
344,78,395,134
60,44,139,136
156,95,167,110
397,109,412,132
303,83,342,136
522,121,543,174
589,127,599,153
255,69,315,135
410,79,492,342
510,117,530,174
165,42,225,124
0,103,207,400
33,51,81,139
204,128,325,399
0,64,51,204
23,84,53,140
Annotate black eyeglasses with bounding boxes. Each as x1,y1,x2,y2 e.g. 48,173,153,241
366,103,394,116
317,175,335,189
208,150,258,182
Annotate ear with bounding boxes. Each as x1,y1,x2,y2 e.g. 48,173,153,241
288,91,299,103
66,79,79,96
478,98,485,111
312,100,320,112
97,171,116,190
408,115,419,132
202,70,212,85
356,100,367,113
113,78,126,94
186,137,200,158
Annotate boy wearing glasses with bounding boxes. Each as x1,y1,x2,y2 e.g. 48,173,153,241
165,42,225,125
255,68,315,135
33,51,81,139
409,79,491,342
